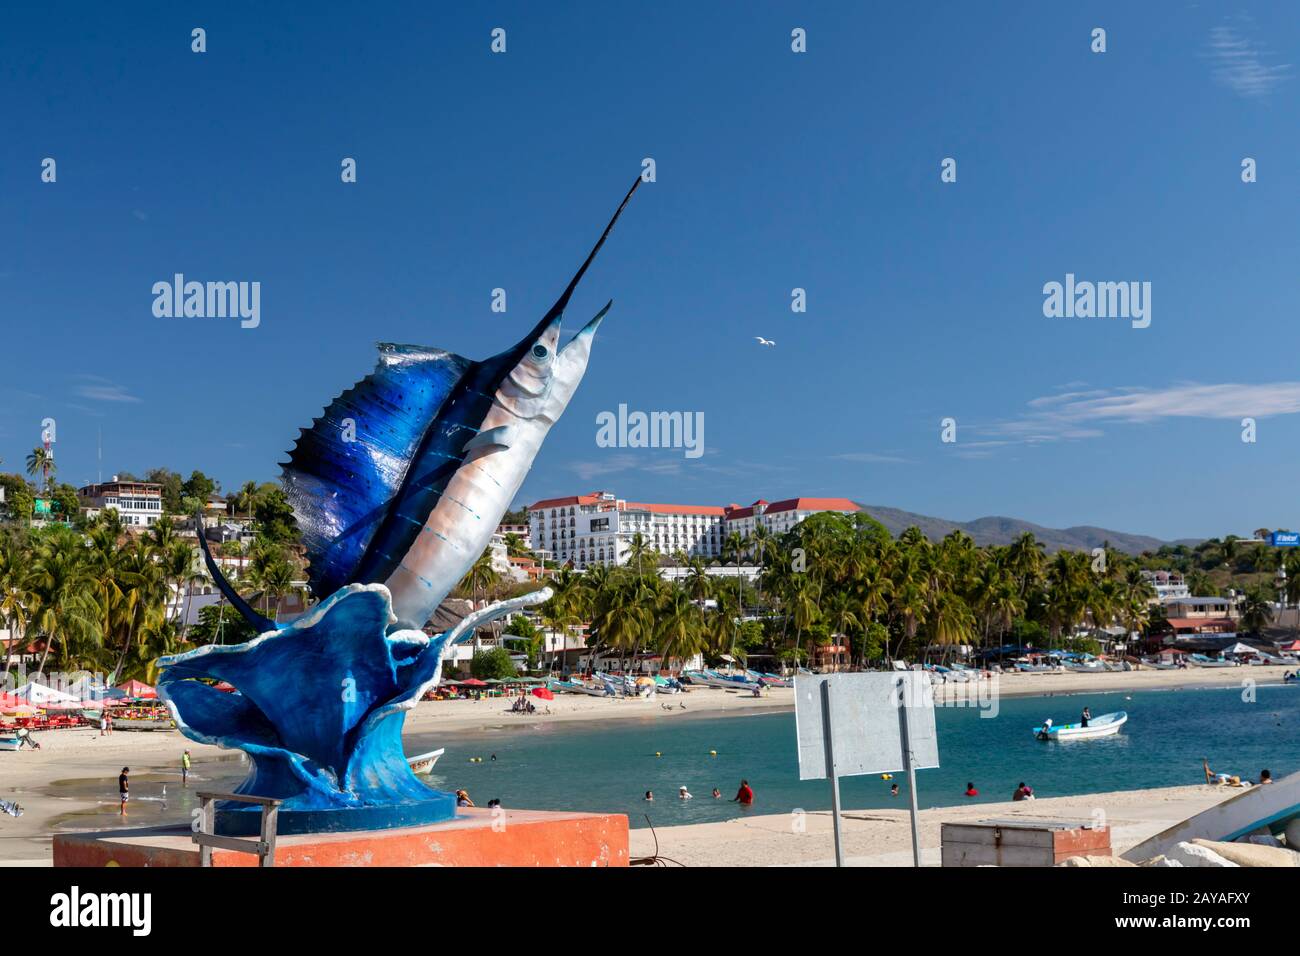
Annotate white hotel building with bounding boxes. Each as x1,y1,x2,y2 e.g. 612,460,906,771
76,478,164,528
528,490,861,570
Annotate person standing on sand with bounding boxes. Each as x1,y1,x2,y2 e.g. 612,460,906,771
181,750,191,785
118,767,130,815
732,779,754,805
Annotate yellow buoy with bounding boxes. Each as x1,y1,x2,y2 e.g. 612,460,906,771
655,752,662,757
881,773,892,780
709,750,717,756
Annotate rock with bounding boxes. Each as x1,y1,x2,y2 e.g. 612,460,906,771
1057,854,1135,867
1245,834,1283,848
1285,817,1300,849
1164,842,1238,867
1192,839,1300,868
1144,855,1184,867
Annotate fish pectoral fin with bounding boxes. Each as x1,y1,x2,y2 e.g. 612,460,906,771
462,425,516,454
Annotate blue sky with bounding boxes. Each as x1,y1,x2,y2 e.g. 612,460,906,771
1,2,1298,541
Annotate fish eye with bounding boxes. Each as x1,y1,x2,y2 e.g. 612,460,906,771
531,344,550,361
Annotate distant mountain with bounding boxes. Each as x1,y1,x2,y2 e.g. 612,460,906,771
854,504,1196,555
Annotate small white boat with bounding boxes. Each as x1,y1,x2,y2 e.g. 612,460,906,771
1033,710,1127,741
1190,655,1232,671
406,748,445,775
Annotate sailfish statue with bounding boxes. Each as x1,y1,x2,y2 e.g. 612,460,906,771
158,177,641,835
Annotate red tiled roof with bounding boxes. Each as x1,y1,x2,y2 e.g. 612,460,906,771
623,502,725,516
530,493,859,519
1164,617,1235,630
528,494,602,511
762,497,862,515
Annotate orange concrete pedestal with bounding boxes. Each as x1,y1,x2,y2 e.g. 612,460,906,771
53,807,629,867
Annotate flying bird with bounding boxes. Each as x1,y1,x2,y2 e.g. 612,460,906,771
755,337,775,347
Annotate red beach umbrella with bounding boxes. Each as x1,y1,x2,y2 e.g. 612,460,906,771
531,687,554,701
116,679,157,699
460,678,487,687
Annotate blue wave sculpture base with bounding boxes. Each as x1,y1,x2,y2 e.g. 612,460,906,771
158,584,549,837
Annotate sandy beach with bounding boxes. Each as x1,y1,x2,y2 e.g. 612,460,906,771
0,664,1289,865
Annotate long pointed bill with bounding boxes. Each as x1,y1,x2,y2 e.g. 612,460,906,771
518,175,641,346
561,300,612,354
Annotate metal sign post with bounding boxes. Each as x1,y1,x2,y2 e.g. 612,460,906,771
795,672,939,869
896,676,923,867
820,680,845,867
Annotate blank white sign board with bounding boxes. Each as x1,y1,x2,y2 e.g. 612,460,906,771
794,672,939,780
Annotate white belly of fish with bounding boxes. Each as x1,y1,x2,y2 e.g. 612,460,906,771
384,412,545,628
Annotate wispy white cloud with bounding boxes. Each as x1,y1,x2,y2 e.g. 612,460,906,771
73,375,142,404
570,454,683,481
966,381,1300,453
831,452,912,464
1205,19,1291,98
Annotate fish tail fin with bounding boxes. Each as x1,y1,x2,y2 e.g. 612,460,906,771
195,515,278,634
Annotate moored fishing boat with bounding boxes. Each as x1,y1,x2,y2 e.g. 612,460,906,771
1033,710,1127,741
1190,654,1238,668
111,716,176,731
406,748,445,775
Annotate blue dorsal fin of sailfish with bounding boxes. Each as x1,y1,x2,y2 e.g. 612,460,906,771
201,176,641,634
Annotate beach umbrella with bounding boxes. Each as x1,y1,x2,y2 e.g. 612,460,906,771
13,682,81,706
0,692,33,714
531,687,554,701
635,676,655,686
115,679,157,699
461,678,487,687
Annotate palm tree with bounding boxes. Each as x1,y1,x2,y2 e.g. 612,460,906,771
0,536,35,679
788,575,820,671
29,529,102,678
683,557,713,603
1238,586,1274,635
261,560,297,623
655,589,705,671
25,447,55,495
458,547,500,645
822,590,859,672
237,480,260,522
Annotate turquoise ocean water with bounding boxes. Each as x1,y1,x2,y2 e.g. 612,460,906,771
408,682,1300,828
49,683,1300,831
